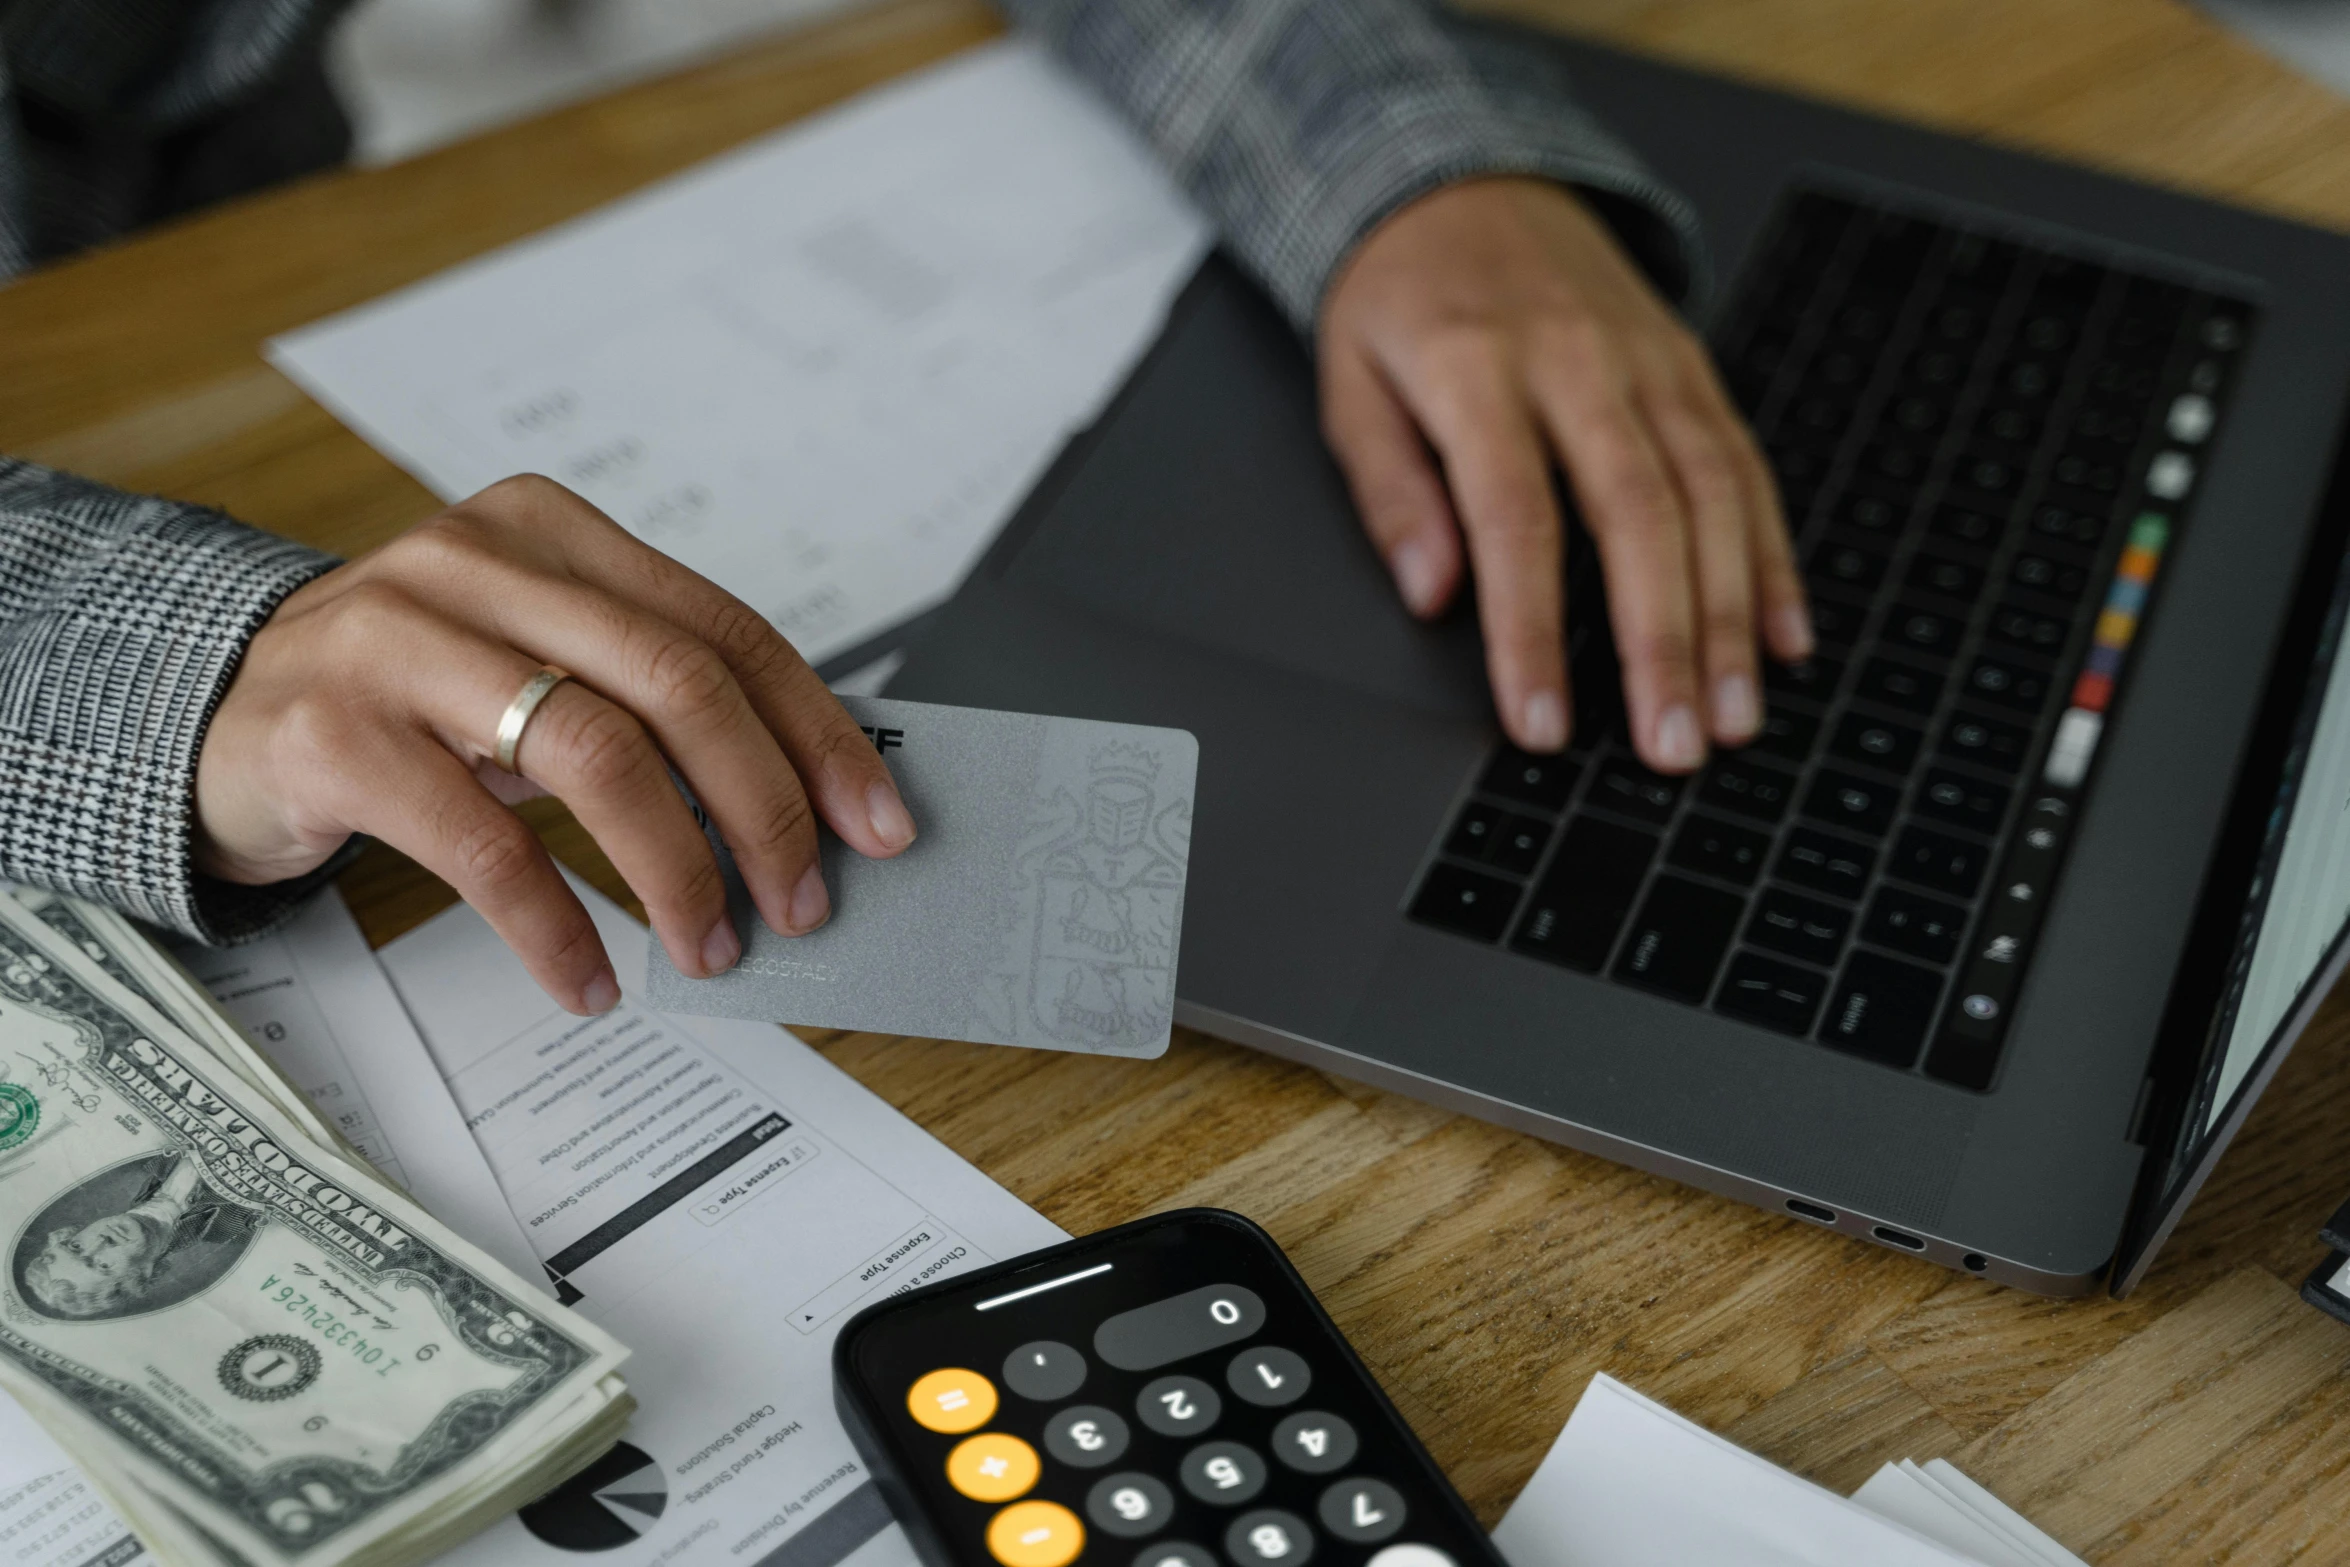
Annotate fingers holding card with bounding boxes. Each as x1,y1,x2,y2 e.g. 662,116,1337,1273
645,698,1199,1057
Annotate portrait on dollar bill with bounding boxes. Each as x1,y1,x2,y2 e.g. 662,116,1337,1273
13,1152,257,1321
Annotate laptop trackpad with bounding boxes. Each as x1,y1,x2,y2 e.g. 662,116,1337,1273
999,259,1492,719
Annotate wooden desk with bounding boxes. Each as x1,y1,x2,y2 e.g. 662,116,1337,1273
4,1,2348,1558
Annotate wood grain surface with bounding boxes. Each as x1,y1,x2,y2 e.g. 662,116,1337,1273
5,1,2350,1559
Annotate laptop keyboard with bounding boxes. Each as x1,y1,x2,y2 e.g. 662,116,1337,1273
1406,186,2256,1091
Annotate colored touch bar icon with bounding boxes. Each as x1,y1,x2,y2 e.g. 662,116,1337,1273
2045,511,2172,788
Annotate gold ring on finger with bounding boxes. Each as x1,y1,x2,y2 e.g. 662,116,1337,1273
493,665,571,773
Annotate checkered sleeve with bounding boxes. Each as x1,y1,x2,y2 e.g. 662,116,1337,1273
998,0,1705,331
0,458,340,943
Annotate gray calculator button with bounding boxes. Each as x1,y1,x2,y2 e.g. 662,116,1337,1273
1133,1544,1216,1567
1177,1441,1266,1505
1270,1412,1356,1474
1095,1285,1267,1371
1318,1480,1405,1544
1004,1341,1087,1401
1136,1375,1221,1436
1043,1405,1129,1468
1226,1347,1310,1407
1365,1548,1453,1567
1225,1509,1314,1566
1087,1474,1174,1539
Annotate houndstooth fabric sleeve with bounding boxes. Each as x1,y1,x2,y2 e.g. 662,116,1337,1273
996,0,1705,331
0,459,339,942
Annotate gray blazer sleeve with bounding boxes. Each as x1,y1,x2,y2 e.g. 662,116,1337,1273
995,0,1705,331
0,459,339,942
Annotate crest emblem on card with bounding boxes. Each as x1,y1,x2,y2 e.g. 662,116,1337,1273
984,743,1189,1052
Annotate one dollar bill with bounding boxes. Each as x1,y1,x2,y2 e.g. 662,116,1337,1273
0,894,632,1567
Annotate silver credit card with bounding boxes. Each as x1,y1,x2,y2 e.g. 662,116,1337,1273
645,697,1198,1057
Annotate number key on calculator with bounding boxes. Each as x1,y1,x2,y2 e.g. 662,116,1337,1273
834,1209,1504,1567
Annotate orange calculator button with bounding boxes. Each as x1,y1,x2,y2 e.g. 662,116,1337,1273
947,1433,1040,1502
908,1369,997,1433
987,1500,1084,1567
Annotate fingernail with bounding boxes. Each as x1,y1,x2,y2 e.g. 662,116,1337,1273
700,917,740,977
582,966,620,1015
1773,603,1816,658
1392,538,1442,616
1655,704,1704,770
1713,672,1759,740
867,783,916,852
788,862,831,934
1519,690,1567,751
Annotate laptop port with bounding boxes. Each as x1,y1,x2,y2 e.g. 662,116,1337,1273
1963,1252,1988,1272
1873,1225,1928,1251
1785,1198,1838,1224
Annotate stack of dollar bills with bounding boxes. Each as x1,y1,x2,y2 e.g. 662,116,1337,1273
0,889,632,1567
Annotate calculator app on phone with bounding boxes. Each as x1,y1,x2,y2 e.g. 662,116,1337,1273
833,1209,1503,1567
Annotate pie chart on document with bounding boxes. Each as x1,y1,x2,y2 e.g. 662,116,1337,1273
520,1441,670,1551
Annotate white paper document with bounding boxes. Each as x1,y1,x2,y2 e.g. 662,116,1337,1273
1492,1374,1985,1567
166,888,543,1287
0,1396,137,1567
1852,1460,2084,1567
376,881,1065,1567
270,40,1211,669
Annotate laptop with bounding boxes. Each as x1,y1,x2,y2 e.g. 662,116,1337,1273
882,25,2350,1296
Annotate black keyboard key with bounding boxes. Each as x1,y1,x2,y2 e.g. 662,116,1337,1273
1965,657,2054,714
1889,826,1989,897
1748,705,1822,763
1715,952,1830,1037
1803,767,1900,837
1836,491,1907,536
1409,863,1521,942
1886,394,1947,439
1479,747,1582,812
1865,886,1968,964
1747,887,1852,967
1489,815,1552,877
1951,450,2023,499
1886,603,1964,662
1805,595,1868,650
1445,802,1502,862
1765,656,1846,706
1941,711,2032,774
1857,658,1944,715
1929,504,2006,552
2011,552,2090,601
1915,767,2011,835
1906,553,1987,603
1977,405,2042,447
1860,443,1931,486
1987,603,2069,656
1613,876,1743,1001
1777,827,1876,902
1668,815,1771,887
1510,817,1658,971
1810,540,1889,592
1820,951,1943,1067
1588,755,1685,824
2028,503,2106,548
1830,713,1924,775
1700,755,1799,823
2049,451,2122,494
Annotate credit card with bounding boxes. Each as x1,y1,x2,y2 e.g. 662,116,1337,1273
644,697,1198,1057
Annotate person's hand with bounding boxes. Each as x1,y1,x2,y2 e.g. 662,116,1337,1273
1319,176,1812,772
194,475,915,1014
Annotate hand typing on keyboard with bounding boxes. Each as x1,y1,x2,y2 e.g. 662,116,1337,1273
1410,187,2252,1093
1320,178,1816,771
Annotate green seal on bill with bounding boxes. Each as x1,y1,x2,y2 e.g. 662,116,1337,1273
0,1083,40,1150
